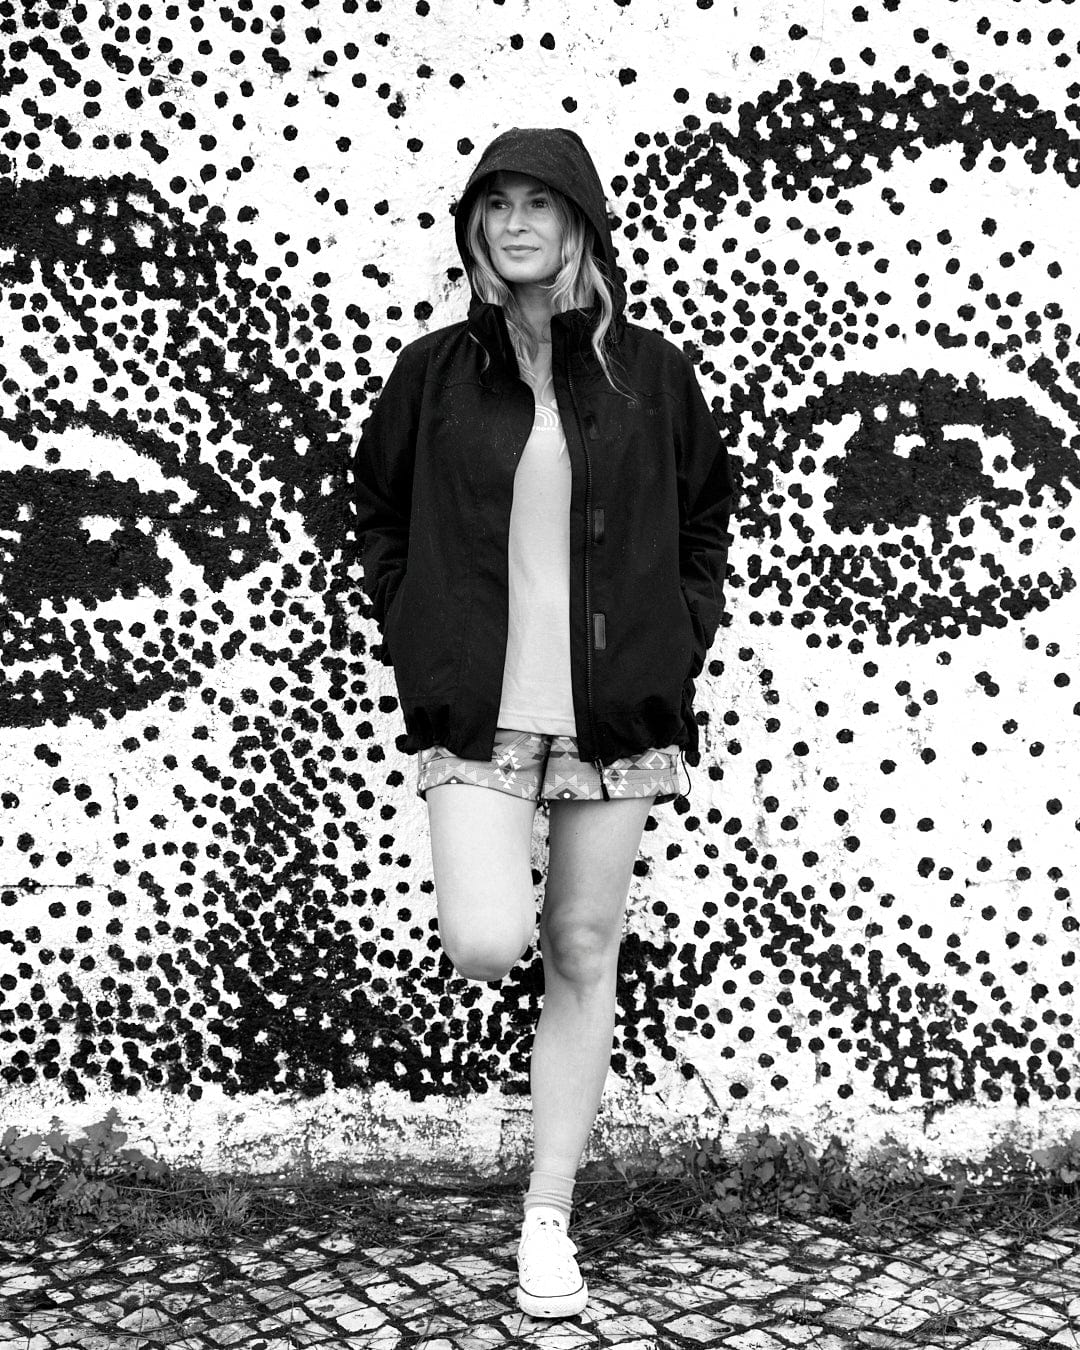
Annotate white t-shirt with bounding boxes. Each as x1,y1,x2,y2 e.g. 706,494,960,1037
496,344,577,736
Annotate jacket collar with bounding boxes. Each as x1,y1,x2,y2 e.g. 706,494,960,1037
465,302,619,379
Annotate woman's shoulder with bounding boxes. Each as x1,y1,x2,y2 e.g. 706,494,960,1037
392,318,472,365
618,322,710,392
620,321,698,365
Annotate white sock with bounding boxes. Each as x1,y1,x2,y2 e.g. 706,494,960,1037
523,1167,575,1227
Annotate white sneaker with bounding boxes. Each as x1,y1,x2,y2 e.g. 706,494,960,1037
515,1208,588,1319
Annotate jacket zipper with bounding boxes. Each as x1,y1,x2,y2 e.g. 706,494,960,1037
566,357,609,800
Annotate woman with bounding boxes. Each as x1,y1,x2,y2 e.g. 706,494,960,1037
354,127,734,1319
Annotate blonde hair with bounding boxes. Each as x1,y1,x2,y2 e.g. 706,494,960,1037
464,176,624,393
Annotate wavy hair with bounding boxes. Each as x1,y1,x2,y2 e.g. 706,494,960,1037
463,176,624,393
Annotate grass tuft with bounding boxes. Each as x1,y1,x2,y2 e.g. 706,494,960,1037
3,1113,1079,1257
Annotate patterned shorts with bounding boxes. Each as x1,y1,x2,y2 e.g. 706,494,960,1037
417,728,684,805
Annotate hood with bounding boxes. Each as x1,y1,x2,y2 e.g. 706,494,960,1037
454,127,625,327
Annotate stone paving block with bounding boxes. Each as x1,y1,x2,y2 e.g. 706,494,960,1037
771,1296,827,1315
723,1331,788,1350
329,1304,388,1333
981,1287,1046,1312
595,1314,669,1339
367,1246,411,1265
654,1255,706,1275
248,1285,302,1310
157,1290,205,1314
288,1270,347,1296
717,1303,772,1327
1014,1303,1075,1331
722,1277,791,1299
697,1267,752,1293
205,1323,253,1346
798,1238,846,1258
115,1255,159,1275
856,1273,921,1303
395,1259,459,1286
513,1325,595,1347
356,1329,407,1348
770,1326,829,1346
800,1279,857,1300
0,1275,48,1296
451,1326,517,1346
13,1309,70,1330
152,1326,213,1347
403,1313,469,1337
365,1277,414,1304
966,1337,1040,1350
1049,1331,1080,1349
881,1259,931,1284
660,1287,723,1311
822,1304,874,1329
78,1299,127,1323
900,1285,967,1313
159,1260,218,1282
305,1290,370,1319
761,1263,817,1284
664,1311,732,1343
739,1242,797,1261
874,1302,934,1332
114,1304,175,1332
810,1258,858,1279
442,1298,510,1322
619,1294,685,1321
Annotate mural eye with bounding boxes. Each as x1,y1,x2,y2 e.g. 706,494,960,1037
806,370,1077,540
0,467,268,615
745,369,1079,646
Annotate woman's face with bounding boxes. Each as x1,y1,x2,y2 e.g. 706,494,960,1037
482,172,565,288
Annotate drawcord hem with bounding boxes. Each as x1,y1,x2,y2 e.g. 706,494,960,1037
677,749,693,800
594,759,611,801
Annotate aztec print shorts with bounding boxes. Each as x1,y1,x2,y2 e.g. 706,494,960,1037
416,728,684,805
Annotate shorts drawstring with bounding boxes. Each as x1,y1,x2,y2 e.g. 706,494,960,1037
678,749,693,799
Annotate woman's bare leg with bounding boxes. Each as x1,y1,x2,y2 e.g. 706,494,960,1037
530,796,655,1188
426,785,539,981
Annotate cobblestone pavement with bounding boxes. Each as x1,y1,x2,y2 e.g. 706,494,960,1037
1,1196,1079,1349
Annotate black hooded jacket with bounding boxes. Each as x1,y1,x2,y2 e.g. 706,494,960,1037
353,127,735,772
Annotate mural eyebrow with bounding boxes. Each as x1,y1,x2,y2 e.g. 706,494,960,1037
669,77,1080,197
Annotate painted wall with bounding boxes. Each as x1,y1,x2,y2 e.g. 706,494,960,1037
1,0,1078,1176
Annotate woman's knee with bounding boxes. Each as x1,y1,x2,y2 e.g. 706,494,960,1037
442,924,532,982
541,917,620,987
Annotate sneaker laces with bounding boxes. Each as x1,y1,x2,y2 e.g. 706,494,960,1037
518,1215,579,1278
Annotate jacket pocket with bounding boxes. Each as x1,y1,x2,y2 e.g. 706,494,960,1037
381,573,408,664
679,584,706,679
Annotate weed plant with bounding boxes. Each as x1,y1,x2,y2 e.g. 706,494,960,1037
3,1112,1079,1257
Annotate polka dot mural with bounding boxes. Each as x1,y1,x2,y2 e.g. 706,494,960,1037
0,1,1077,1171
